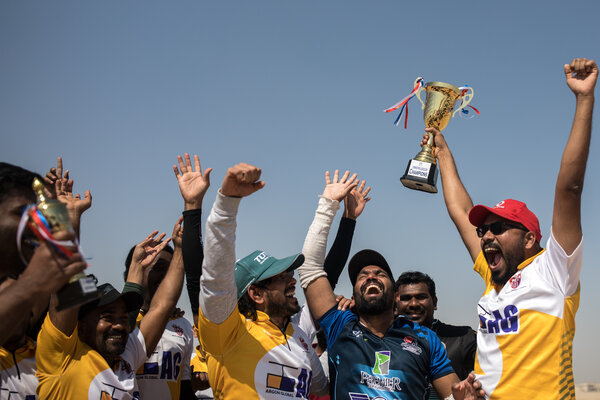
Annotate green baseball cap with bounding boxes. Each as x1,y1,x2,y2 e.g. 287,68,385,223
234,250,305,299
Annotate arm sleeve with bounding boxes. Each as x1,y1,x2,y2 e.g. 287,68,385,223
317,306,356,347
298,196,340,289
538,228,583,296
182,209,203,315
198,191,240,324
323,217,356,290
35,314,78,376
427,329,454,380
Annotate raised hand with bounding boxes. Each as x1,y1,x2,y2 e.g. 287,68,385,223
322,170,358,202
44,157,92,232
171,216,184,249
344,179,371,220
221,163,265,198
173,153,212,210
564,58,598,97
131,231,171,272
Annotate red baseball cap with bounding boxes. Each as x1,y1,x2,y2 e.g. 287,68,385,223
468,199,542,242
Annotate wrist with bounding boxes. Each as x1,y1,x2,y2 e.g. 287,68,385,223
575,93,595,102
184,201,203,211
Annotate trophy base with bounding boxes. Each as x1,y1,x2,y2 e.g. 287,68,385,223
56,275,102,311
400,159,438,193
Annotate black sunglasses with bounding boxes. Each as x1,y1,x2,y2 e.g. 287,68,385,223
476,221,528,238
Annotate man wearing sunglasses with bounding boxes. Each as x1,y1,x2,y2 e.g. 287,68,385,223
425,58,597,399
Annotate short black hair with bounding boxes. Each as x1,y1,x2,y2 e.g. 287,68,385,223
0,162,41,204
395,271,437,301
123,242,174,282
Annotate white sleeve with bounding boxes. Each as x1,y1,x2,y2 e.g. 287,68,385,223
123,327,148,371
538,228,582,296
295,305,318,342
181,320,194,381
309,345,329,396
198,191,241,324
298,196,340,289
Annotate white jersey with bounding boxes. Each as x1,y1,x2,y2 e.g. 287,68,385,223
0,338,37,399
474,230,582,399
135,315,194,400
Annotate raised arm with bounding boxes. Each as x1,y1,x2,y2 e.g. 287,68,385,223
139,218,185,356
299,170,358,321
173,153,212,327
43,157,92,239
553,58,597,254
323,180,371,289
198,163,264,324
426,128,480,261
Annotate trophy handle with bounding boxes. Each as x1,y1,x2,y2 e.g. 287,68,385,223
414,77,425,110
452,86,474,117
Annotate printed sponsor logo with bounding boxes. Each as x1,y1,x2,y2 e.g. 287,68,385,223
400,337,422,355
298,336,309,351
265,361,312,397
254,252,272,264
352,330,363,338
478,304,519,335
172,324,184,336
359,371,402,392
509,273,521,289
349,393,387,400
372,351,391,375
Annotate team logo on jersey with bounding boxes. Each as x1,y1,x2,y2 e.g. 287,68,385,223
349,394,387,400
509,273,521,289
478,304,519,335
172,324,184,336
265,360,312,397
400,337,422,355
352,330,363,338
298,336,309,351
372,351,391,375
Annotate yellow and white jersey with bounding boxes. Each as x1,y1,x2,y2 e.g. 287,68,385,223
135,314,194,400
190,345,209,375
198,305,327,400
0,338,37,399
36,314,148,400
474,230,582,400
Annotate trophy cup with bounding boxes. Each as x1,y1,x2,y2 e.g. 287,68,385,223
400,79,474,193
32,178,101,310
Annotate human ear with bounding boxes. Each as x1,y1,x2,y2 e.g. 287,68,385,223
247,285,265,305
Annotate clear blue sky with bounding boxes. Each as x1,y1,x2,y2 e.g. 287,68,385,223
2,0,599,383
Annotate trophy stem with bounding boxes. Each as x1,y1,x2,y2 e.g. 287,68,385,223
413,145,436,164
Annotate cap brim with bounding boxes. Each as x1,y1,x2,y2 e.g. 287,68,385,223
256,253,305,283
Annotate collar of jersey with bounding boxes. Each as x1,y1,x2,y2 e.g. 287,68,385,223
517,248,545,270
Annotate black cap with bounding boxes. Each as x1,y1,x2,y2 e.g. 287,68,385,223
78,283,143,320
348,249,394,287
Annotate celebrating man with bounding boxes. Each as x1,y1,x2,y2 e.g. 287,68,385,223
430,58,597,399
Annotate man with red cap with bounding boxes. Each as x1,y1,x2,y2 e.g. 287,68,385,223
426,58,597,399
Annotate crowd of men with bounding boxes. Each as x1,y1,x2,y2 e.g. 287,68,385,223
0,58,596,399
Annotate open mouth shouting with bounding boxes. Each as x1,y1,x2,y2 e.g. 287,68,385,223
361,280,384,297
483,244,504,271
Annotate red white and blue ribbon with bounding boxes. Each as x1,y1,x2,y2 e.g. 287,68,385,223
384,78,424,128
458,86,480,117
16,204,83,265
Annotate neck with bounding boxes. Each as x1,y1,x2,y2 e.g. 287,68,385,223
358,309,395,338
104,354,123,371
4,335,27,352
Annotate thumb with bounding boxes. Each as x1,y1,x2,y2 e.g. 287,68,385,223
252,181,266,192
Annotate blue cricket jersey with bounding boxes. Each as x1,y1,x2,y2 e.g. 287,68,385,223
319,306,454,400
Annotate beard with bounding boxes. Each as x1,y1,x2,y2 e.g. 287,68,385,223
99,329,128,356
354,279,394,316
265,291,301,319
491,246,525,285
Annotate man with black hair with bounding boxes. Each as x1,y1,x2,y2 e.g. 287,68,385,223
36,223,185,399
298,170,485,400
196,162,328,399
395,271,476,399
0,160,88,399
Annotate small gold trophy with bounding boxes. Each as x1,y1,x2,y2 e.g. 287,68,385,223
400,79,474,193
32,178,101,310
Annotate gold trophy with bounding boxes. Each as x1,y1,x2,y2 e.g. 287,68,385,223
32,178,101,310
400,79,474,193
